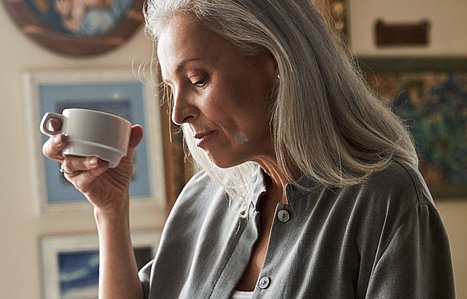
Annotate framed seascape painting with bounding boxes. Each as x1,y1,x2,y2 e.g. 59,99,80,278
2,0,144,56
360,58,467,198
40,230,160,299
24,68,166,215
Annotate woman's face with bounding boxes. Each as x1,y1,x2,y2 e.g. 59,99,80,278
157,15,278,168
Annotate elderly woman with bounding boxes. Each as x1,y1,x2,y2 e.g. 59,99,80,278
43,0,455,298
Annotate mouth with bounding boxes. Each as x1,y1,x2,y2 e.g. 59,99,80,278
194,130,217,147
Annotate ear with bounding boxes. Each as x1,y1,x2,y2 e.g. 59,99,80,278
262,50,279,80
247,49,280,82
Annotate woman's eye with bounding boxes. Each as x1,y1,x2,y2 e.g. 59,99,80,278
193,78,207,88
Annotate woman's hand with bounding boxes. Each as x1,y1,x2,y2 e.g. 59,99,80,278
43,119,146,298
42,118,144,214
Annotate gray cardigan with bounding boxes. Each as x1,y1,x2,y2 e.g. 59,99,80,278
139,160,455,298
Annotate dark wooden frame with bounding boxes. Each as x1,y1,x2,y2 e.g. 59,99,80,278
159,82,193,213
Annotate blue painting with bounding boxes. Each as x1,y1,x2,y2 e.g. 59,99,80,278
38,81,152,204
58,247,153,298
59,251,99,299
366,71,467,197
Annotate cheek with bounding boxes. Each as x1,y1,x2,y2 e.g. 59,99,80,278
201,86,241,120
233,131,249,144
204,79,272,140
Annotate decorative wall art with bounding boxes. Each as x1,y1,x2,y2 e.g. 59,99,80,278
314,0,349,42
2,0,144,56
24,68,166,215
360,58,467,198
349,0,467,56
41,230,160,299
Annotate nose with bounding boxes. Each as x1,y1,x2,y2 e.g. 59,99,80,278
171,88,196,125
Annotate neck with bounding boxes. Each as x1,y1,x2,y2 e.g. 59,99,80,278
256,157,290,204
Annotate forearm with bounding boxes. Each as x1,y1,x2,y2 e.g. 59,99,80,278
94,206,144,299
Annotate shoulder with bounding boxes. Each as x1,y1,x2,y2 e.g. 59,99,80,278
169,170,228,215
366,160,434,207
332,160,436,236
164,170,244,234
178,170,221,199
343,160,438,239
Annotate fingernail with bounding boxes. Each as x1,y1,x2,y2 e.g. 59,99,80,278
53,135,62,145
89,157,98,165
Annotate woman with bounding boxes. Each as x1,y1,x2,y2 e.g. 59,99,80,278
43,0,455,298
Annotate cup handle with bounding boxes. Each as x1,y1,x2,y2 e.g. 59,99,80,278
39,112,65,137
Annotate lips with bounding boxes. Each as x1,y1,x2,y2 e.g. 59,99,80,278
194,130,216,147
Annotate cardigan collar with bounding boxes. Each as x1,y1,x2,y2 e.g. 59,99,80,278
249,165,323,210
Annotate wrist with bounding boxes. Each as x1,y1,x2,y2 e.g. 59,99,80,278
93,200,130,229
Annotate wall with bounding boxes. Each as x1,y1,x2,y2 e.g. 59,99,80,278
0,5,166,299
350,0,467,297
349,0,467,56
1,2,466,299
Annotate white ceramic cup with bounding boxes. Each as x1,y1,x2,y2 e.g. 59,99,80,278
40,108,132,168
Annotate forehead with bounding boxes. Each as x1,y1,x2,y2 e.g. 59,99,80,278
157,15,207,49
156,15,238,76
158,16,209,57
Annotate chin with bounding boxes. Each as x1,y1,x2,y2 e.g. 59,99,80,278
210,159,238,169
207,153,245,169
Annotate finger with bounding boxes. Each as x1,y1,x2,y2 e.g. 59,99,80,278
62,156,108,174
61,168,83,178
64,164,110,192
118,125,143,166
64,164,109,195
42,134,67,161
62,163,108,180
128,124,144,148
48,117,62,131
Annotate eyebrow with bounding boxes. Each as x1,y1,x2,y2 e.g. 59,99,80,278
162,57,204,84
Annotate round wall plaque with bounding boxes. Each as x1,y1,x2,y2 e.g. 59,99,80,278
2,0,145,57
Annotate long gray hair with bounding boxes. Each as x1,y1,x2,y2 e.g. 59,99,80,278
144,0,418,212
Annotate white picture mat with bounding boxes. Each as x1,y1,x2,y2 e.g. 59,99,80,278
23,68,166,216
40,230,161,299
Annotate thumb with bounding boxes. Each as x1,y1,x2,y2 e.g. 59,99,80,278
128,125,144,148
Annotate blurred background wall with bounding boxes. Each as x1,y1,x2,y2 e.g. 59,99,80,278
1,1,466,298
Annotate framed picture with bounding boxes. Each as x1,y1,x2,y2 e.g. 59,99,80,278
349,0,467,56
24,68,166,215
314,0,349,42
40,230,160,299
360,57,467,198
2,0,144,56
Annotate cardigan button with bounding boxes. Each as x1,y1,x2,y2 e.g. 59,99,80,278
258,276,270,289
277,209,291,223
